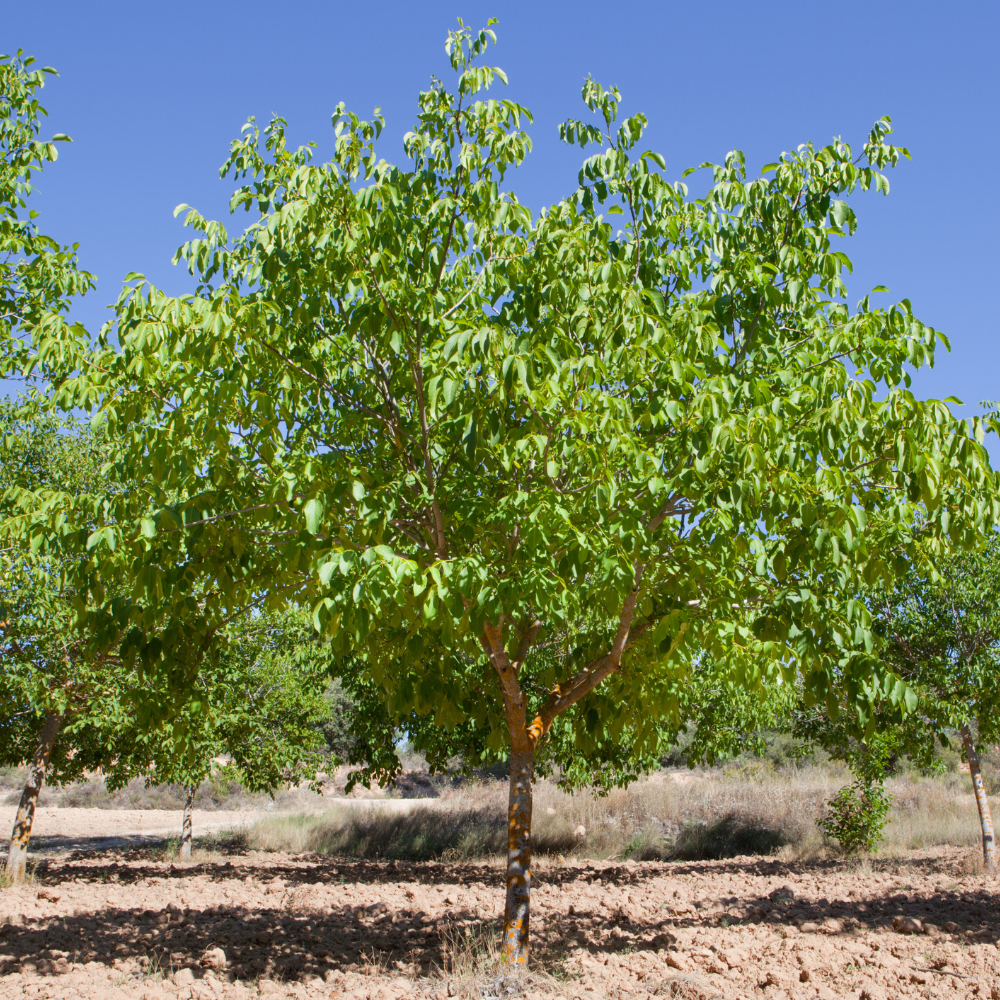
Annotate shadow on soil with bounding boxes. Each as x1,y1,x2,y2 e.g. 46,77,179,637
7,852,1000,982
29,835,168,855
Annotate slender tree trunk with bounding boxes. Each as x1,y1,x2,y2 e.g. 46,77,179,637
961,723,997,871
179,785,195,859
7,712,62,883
503,745,534,965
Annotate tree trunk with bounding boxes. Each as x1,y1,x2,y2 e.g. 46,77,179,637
481,599,639,967
7,711,62,883
961,723,997,871
179,784,195,859
503,745,534,965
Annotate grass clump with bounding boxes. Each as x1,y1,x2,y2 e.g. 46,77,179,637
670,815,789,860
0,860,39,888
248,803,508,860
438,919,577,1000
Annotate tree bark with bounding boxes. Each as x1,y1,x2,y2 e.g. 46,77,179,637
503,745,534,965
7,711,62,883
961,723,997,871
179,784,195,859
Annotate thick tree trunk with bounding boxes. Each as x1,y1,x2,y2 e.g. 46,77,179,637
179,785,195,859
961,723,997,871
7,712,62,883
503,745,534,965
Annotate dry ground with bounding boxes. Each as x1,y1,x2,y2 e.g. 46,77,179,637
2,764,997,1000
2,845,1000,1000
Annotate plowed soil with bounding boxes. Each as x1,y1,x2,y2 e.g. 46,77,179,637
1,845,997,1000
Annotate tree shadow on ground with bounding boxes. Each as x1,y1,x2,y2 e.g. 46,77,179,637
3,900,459,981
9,852,999,982
30,835,167,855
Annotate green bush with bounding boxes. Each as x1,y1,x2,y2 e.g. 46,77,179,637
198,765,245,805
818,779,892,853
320,681,358,764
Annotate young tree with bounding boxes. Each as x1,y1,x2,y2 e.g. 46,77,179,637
867,535,1000,868
791,703,921,853
0,399,136,880
14,22,1000,960
101,611,332,857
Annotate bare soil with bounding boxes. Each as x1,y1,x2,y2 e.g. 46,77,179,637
1,841,998,1000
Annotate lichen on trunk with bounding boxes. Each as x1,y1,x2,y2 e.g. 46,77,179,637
6,711,62,883
503,745,534,964
961,723,997,870
179,784,196,859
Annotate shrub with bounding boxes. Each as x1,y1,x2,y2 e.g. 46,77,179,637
818,779,892,853
320,681,358,764
250,803,509,860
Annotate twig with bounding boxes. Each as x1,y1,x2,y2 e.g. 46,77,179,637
911,966,972,980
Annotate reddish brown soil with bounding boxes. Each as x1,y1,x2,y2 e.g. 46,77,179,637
0,847,997,1000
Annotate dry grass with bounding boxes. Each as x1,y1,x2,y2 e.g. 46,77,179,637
236,764,993,863
244,799,508,859
0,859,40,889
883,771,984,851
437,919,584,1000
2,769,329,812
530,767,840,860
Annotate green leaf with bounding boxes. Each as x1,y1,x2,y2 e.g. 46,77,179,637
303,498,325,534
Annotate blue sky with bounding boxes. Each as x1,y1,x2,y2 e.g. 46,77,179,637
9,0,998,419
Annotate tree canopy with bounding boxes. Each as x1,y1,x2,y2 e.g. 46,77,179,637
102,609,334,798
872,533,1000,741
0,398,129,783
0,50,93,382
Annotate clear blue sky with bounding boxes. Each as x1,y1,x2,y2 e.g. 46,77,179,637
9,0,998,419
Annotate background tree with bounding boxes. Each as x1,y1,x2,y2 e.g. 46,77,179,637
11,22,1000,962
0,55,220,879
0,398,137,880
0,53,101,880
869,534,1000,867
0,399,333,872
102,610,332,858
791,703,923,853
661,658,800,770
787,533,1000,859
318,679,361,771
